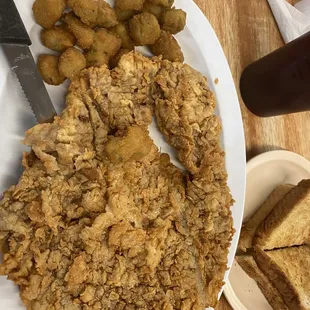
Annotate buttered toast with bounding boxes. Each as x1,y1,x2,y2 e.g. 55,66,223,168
255,180,310,250
255,246,310,310
239,184,294,252
236,255,289,310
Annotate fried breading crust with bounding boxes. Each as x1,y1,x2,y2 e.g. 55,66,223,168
151,30,184,62
41,26,76,52
0,53,233,310
37,55,66,85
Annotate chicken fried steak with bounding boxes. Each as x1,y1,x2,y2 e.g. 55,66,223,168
0,53,233,310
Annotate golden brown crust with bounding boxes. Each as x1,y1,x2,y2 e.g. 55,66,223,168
151,30,184,62
109,23,135,51
92,29,122,58
41,26,76,52
115,8,136,22
63,12,95,50
115,0,145,11
68,0,118,28
32,0,66,29
0,52,233,310
255,246,310,310
96,1,118,28
154,60,218,175
109,49,131,69
142,2,165,20
58,48,87,79
129,13,161,46
37,55,66,86
254,180,310,250
67,0,98,26
85,50,109,68
161,8,187,35
149,0,172,7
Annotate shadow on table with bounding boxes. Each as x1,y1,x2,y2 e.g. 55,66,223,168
246,145,286,161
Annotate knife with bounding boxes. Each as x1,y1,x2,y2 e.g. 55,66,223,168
0,0,57,123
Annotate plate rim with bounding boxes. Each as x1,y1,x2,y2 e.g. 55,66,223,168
247,150,310,174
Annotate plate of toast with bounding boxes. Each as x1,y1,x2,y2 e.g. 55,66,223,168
225,150,310,310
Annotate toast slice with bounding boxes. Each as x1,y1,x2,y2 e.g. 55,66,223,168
254,180,310,250
236,255,289,310
255,246,310,310
238,184,294,252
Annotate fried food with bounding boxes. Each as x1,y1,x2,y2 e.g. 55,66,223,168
161,8,187,34
115,0,145,11
155,61,220,175
115,7,137,22
58,47,87,79
0,52,233,310
85,49,109,68
97,1,118,28
67,0,118,28
109,48,131,68
37,54,66,85
129,13,161,46
67,0,98,26
92,29,122,57
151,30,184,62
110,23,135,50
63,12,95,49
148,0,172,7
106,126,154,163
41,26,76,52
142,2,164,20
32,0,66,29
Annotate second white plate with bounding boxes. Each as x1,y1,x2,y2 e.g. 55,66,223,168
224,150,310,310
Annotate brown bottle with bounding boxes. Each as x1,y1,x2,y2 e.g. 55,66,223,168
240,31,310,117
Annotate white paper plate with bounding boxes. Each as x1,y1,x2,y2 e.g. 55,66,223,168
0,0,246,308
224,150,310,310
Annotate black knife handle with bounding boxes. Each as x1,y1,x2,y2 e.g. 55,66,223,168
0,0,31,45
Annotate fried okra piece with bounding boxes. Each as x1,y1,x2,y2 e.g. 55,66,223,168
67,0,98,26
109,49,131,69
105,126,154,164
68,0,117,28
148,0,171,7
115,0,145,11
129,13,160,46
41,26,76,52
151,30,184,62
97,1,118,28
110,23,134,50
58,22,74,34
115,8,137,22
37,55,66,85
68,0,118,28
142,2,164,20
32,0,66,29
63,12,95,49
161,8,187,34
93,29,122,57
85,50,109,68
58,48,86,79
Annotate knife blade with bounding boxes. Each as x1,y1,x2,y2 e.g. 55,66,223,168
0,0,57,123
